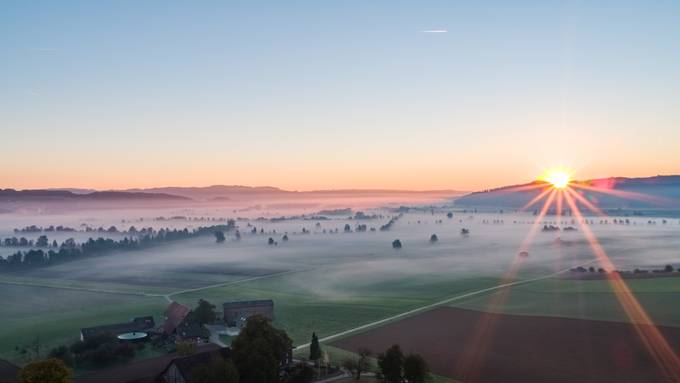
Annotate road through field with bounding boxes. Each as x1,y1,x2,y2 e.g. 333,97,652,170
295,259,598,350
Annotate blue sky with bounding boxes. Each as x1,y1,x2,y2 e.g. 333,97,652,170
2,1,680,190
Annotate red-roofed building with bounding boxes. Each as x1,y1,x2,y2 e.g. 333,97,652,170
163,302,191,335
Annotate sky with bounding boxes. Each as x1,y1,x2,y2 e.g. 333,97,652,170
2,1,680,191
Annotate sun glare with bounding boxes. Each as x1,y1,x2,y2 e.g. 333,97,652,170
541,169,572,189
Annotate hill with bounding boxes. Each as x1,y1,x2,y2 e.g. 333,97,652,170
455,175,680,211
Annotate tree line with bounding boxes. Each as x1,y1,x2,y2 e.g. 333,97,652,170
0,221,235,270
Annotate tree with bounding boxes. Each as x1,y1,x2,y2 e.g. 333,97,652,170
282,234,289,241
356,348,372,380
232,315,293,383
193,299,217,325
392,239,402,249
665,264,674,272
429,234,438,243
377,344,404,383
268,237,275,245
403,353,430,383
19,358,72,383
447,212,453,219
190,357,239,383
214,231,226,243
344,224,352,233
309,332,321,364
36,235,49,247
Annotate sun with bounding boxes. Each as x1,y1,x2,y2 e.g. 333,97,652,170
541,169,572,189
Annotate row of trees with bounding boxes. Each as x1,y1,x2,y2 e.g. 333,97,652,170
378,345,429,383
309,331,430,383
341,344,430,383
0,222,236,270
380,214,403,231
14,225,76,233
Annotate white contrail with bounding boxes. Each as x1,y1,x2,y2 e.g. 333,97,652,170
420,29,448,33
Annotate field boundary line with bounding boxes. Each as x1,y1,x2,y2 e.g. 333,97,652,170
0,279,158,298
164,269,302,302
296,260,598,349
0,269,301,302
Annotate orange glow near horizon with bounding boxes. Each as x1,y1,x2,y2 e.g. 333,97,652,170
1,159,678,192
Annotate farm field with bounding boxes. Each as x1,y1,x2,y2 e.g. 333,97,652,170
1,209,680,371
449,276,680,327
331,307,680,383
172,271,502,346
0,284,167,362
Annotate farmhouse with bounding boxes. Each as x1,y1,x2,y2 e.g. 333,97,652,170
80,316,155,341
158,347,230,383
163,302,191,335
223,299,274,327
175,322,208,341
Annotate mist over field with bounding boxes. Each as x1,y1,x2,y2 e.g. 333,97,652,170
3,200,680,298
2,189,680,383
3,200,680,284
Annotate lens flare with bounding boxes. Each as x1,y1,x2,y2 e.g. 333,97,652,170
541,168,572,189
459,169,680,381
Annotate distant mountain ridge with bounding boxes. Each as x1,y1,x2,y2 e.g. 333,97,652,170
124,185,288,200
455,175,680,210
123,185,465,201
0,189,189,202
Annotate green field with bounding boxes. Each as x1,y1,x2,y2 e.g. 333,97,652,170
449,276,680,327
173,272,503,346
5,270,679,368
0,284,167,363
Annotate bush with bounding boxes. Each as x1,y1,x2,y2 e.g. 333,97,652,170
19,358,72,383
70,333,135,366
